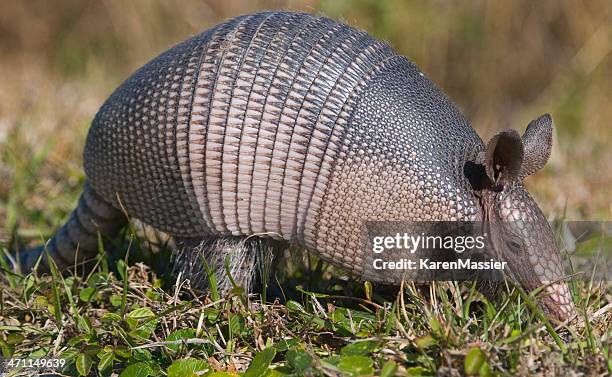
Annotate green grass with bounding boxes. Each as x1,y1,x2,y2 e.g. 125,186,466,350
0,235,610,376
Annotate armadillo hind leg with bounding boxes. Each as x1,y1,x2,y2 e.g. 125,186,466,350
172,236,278,295
14,182,127,272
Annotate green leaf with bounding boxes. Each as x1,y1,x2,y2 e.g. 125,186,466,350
47,255,63,327
124,308,158,339
167,358,210,377
98,350,114,372
208,372,239,377
202,258,220,302
79,287,96,302
428,317,444,338
5,333,24,345
405,366,431,376
117,259,127,281
285,300,305,312
380,361,398,377
464,347,486,375
166,328,197,353
0,336,13,358
23,275,36,300
295,286,330,298
129,318,158,339
337,355,374,376
88,271,108,285
415,334,437,349
263,369,284,377
60,348,79,362
110,294,123,307
115,346,133,359
127,307,155,320
133,348,153,361
364,281,373,301
83,344,102,356
125,317,138,330
101,312,122,323
321,355,341,367
479,362,492,377
76,353,93,376
120,362,153,377
286,349,312,372
273,338,300,352
341,341,380,356
146,289,162,301
229,315,245,336
67,336,84,347
76,315,93,334
244,347,277,377
33,295,48,309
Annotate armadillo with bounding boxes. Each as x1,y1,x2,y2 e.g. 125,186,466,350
14,11,575,321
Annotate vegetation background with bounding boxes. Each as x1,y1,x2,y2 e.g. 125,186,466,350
0,1,610,376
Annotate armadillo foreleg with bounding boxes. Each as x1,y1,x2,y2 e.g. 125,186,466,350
173,236,278,295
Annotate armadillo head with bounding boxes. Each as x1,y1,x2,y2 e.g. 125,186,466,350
470,114,576,321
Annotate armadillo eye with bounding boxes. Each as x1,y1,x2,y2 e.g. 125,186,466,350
506,240,522,251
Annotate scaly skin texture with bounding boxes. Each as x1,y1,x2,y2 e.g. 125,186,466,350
15,12,575,321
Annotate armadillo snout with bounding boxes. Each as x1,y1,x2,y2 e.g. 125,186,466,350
541,282,576,321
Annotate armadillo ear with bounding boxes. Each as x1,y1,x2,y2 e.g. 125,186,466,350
519,114,553,180
484,129,524,187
